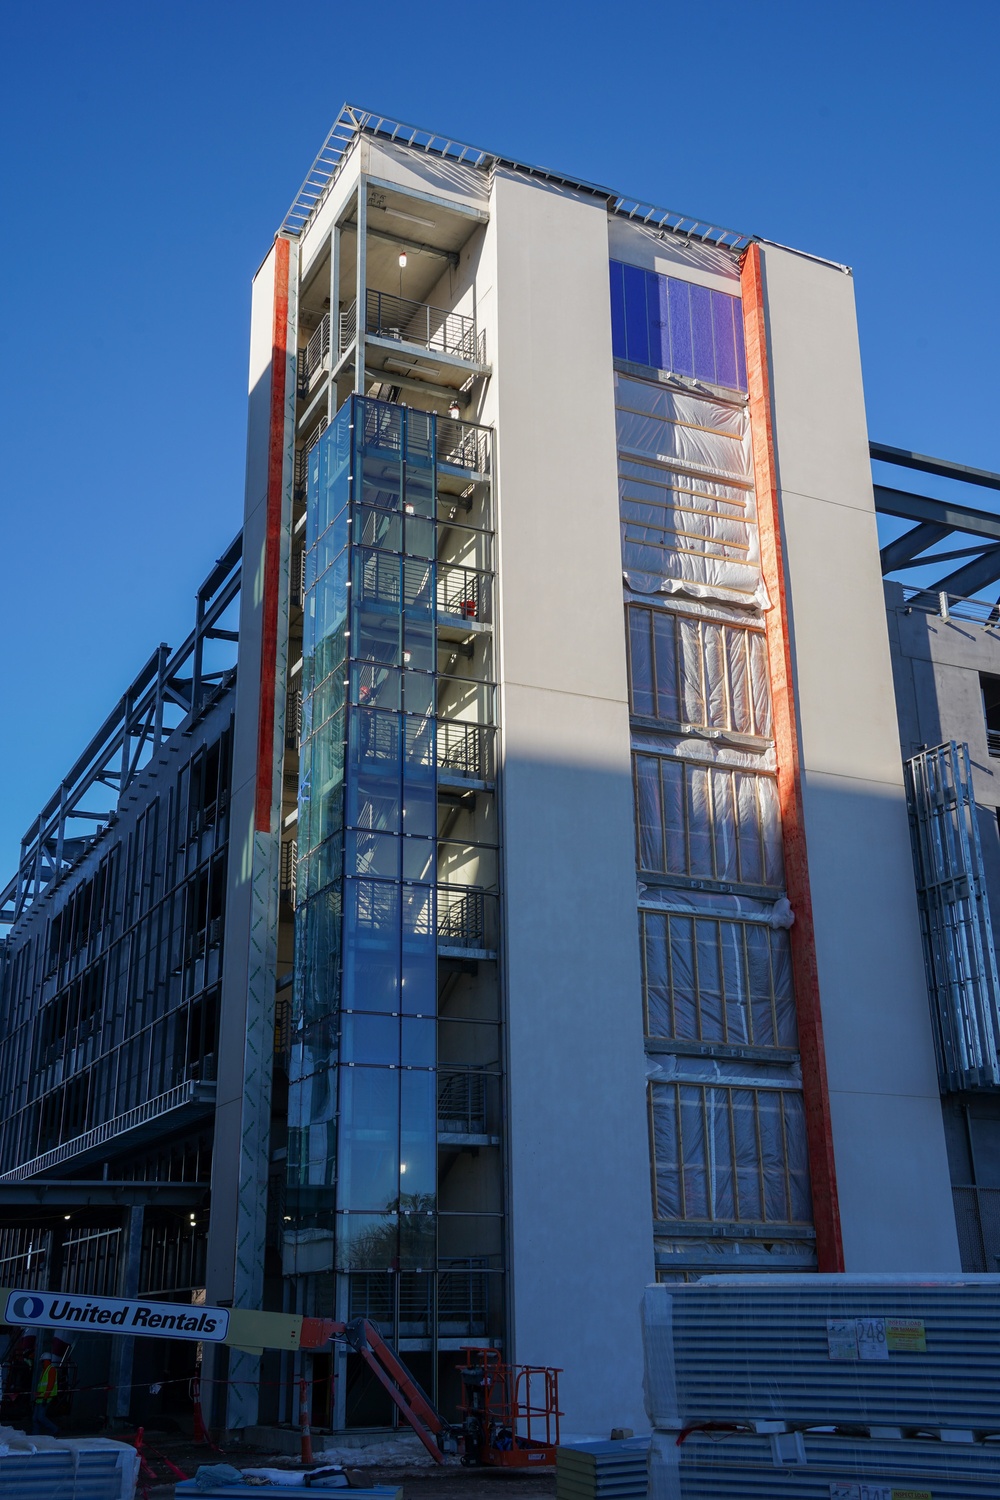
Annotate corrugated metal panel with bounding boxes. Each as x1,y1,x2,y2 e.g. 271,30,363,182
556,1440,650,1500
651,1429,1000,1499
644,1277,1000,1427
0,1449,131,1498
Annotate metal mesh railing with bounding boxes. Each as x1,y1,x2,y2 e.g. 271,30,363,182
436,417,489,475
438,562,489,621
437,887,485,948
437,1071,487,1135
902,586,1000,628
953,1185,1000,1272
438,721,493,781
354,396,490,477
285,688,302,750
361,290,483,364
298,314,331,395
280,839,297,907
905,741,1000,1089
439,1263,491,1335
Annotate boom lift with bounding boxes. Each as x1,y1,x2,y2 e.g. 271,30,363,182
300,1318,562,1466
0,1287,562,1467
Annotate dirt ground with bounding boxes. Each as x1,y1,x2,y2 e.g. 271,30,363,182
138,1434,559,1500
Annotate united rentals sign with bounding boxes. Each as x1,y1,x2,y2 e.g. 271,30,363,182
3,1290,230,1343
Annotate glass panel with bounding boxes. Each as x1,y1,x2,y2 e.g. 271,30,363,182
652,610,679,721
399,1069,436,1201
622,262,650,366
690,283,715,383
642,913,671,1037
711,290,738,390
401,1017,436,1067
343,880,399,1013
401,885,435,1018
628,609,654,716
783,1092,812,1221
609,261,626,358
733,1089,763,1220
686,767,713,878
338,1067,399,1211
668,915,696,1038
734,305,747,391
679,1085,707,1217
667,279,694,377
651,271,670,371
341,1012,399,1066
336,1212,398,1270
695,920,723,1040
635,755,663,871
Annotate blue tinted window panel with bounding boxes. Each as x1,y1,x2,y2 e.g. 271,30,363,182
623,263,650,367
690,283,715,383
711,291,739,390
610,261,626,359
734,304,747,391
650,273,670,371
667,279,694,376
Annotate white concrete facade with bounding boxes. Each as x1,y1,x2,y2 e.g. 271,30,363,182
486,171,655,1433
759,243,960,1270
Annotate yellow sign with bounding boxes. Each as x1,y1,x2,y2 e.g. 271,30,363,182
886,1318,927,1353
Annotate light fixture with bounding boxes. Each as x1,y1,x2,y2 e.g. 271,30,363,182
448,399,461,420
64,1215,71,1221
383,206,436,229
398,250,407,269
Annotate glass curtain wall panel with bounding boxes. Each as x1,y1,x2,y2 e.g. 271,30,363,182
290,396,503,1391
0,715,233,1179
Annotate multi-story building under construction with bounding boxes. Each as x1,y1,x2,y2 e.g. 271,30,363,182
3,105,1000,1440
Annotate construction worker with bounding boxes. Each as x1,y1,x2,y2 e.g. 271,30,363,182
32,1355,59,1437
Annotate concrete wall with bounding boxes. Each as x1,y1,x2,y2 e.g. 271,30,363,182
207,242,277,1303
485,171,654,1433
760,243,959,1271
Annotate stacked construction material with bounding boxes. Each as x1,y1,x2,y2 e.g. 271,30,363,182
642,1274,1000,1497
0,1428,139,1498
556,1438,649,1500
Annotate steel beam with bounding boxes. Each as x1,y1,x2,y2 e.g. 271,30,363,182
871,441,1000,494
879,521,951,574
873,485,1000,543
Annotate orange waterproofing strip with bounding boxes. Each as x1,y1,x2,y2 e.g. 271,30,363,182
740,244,845,1272
255,236,292,833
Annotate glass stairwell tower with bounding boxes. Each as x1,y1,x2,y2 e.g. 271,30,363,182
288,394,502,1425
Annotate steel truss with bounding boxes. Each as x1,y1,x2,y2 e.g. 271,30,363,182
0,534,242,927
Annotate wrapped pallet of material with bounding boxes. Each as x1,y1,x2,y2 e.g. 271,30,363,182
556,1438,650,1500
0,1428,139,1498
643,1275,1000,1430
649,1427,1000,1499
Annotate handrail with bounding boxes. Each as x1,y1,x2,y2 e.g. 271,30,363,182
0,1080,216,1182
364,289,483,365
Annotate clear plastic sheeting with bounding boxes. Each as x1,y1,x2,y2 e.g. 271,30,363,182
648,1428,1000,1500
638,884,795,931
616,375,769,611
626,605,772,741
649,1082,811,1226
642,1276,1000,1431
632,730,775,773
639,909,797,1049
633,754,784,889
617,379,750,475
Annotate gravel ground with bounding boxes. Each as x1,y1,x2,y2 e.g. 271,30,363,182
135,1432,560,1500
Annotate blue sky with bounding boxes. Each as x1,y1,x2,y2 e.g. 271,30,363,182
1,0,997,876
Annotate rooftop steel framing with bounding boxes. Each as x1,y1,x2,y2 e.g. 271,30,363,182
280,103,753,252
0,533,242,928
873,442,1000,604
